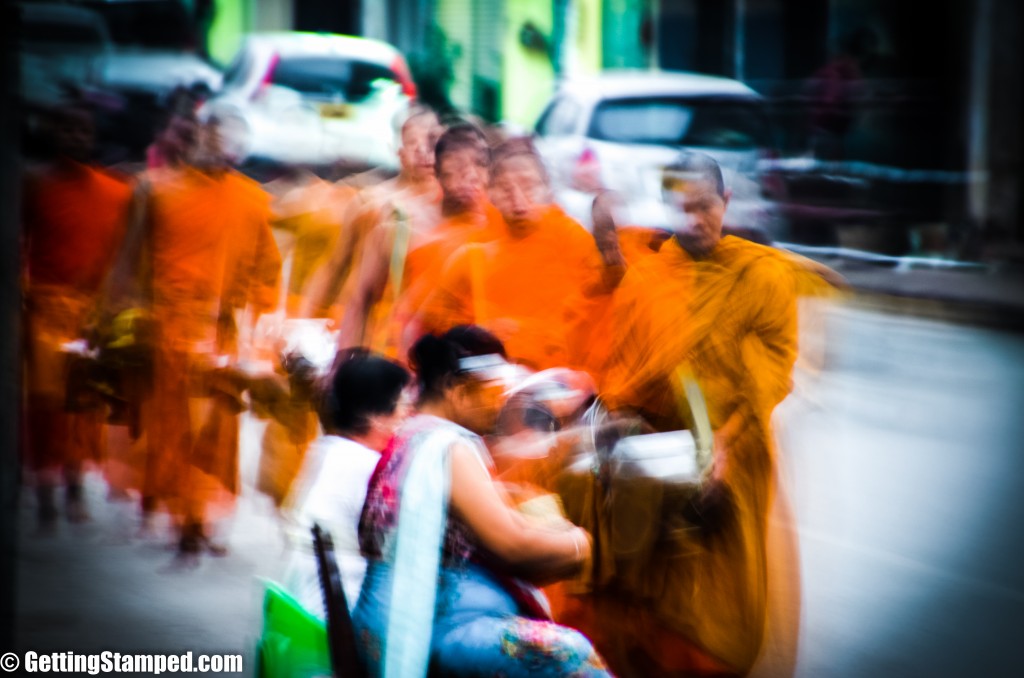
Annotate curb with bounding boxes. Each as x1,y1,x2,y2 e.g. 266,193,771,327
848,290,1024,332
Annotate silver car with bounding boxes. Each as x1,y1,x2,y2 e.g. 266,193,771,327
533,70,780,237
201,32,417,170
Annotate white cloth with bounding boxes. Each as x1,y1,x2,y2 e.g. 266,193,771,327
282,435,380,617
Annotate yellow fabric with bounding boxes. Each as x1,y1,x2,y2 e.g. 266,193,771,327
273,178,356,317
580,235,828,674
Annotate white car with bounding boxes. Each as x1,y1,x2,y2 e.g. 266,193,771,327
201,32,417,170
532,70,781,238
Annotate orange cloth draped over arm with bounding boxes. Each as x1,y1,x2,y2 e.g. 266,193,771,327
564,224,668,378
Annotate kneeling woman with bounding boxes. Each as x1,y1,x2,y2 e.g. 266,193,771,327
353,328,610,677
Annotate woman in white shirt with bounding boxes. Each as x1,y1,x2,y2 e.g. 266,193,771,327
282,350,412,616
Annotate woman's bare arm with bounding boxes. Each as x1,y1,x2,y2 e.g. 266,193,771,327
448,441,589,581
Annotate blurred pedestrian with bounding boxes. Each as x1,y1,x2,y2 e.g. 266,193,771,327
282,350,412,616
418,138,613,372
250,167,355,509
807,27,877,160
263,166,355,319
299,106,443,323
352,328,609,677
21,103,133,527
573,151,836,675
340,123,504,358
254,109,443,507
101,115,281,557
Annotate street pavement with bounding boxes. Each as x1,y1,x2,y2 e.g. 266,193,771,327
13,418,281,676
13,299,1024,677
778,303,1024,677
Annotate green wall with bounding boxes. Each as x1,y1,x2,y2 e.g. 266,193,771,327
576,0,603,75
502,0,556,127
436,0,474,111
208,0,251,66
602,0,647,69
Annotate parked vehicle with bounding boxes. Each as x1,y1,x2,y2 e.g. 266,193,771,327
532,70,782,239
17,1,111,107
200,32,418,170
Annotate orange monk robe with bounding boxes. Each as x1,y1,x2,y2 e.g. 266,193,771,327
388,202,505,357
21,162,132,472
562,235,823,676
301,179,434,323
142,168,281,522
564,224,669,378
257,178,384,506
335,186,444,355
269,176,356,317
418,205,606,371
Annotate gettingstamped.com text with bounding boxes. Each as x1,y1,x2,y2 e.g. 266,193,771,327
2,651,243,675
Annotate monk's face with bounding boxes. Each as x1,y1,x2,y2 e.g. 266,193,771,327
489,155,550,230
398,115,441,183
664,179,730,257
437,147,488,212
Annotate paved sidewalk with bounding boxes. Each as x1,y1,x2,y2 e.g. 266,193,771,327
13,418,282,677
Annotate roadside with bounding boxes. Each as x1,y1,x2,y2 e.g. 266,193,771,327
797,254,1024,331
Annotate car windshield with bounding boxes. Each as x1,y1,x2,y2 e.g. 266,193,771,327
589,97,769,149
272,56,397,102
75,0,193,50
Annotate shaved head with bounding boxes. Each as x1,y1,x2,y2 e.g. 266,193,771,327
661,151,725,198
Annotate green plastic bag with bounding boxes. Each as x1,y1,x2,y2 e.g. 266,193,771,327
255,581,332,678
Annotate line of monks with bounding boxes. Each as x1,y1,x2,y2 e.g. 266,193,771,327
21,101,841,676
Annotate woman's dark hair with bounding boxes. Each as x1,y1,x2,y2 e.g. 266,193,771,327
409,325,506,401
319,349,410,435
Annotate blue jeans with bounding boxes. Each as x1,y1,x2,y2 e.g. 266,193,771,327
353,561,610,677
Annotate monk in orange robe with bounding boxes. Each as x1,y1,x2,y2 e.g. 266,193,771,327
104,116,281,555
418,138,613,372
260,169,351,318
252,110,439,508
564,190,670,378
21,105,133,526
341,124,504,359
299,107,442,323
556,152,835,677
